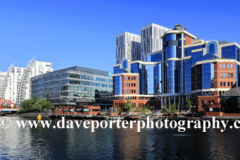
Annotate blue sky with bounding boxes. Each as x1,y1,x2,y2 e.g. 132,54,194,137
0,0,239,73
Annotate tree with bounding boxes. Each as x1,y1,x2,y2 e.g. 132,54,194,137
19,96,54,112
20,95,38,112
146,103,151,110
185,98,193,110
124,99,134,111
34,99,54,111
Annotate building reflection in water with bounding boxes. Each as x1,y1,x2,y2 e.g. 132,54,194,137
1,118,240,159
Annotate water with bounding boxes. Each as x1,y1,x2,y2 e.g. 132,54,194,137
1,117,240,159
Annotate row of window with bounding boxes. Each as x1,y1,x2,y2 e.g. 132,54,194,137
125,83,136,87
220,73,233,78
220,64,233,69
201,91,214,96
125,90,136,93
124,96,137,100
220,82,234,87
125,76,136,80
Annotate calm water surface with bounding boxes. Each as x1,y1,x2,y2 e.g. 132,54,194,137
0,117,240,159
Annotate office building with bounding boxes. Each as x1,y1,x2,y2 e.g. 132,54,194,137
31,66,113,110
116,32,141,64
113,23,240,116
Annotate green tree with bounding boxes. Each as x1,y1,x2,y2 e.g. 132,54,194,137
146,103,151,110
185,98,193,110
124,99,134,111
19,96,54,112
34,99,54,111
20,95,38,112
170,103,177,113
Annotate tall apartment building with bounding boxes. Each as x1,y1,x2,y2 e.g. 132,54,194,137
0,59,53,106
141,23,171,61
113,23,240,116
116,32,141,64
31,66,113,110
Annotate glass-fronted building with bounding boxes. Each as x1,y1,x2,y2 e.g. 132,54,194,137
31,66,113,109
113,23,240,116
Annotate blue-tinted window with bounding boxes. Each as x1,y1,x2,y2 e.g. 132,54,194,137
231,73,233,77
223,64,225,68
122,59,128,69
223,73,225,77
220,73,222,77
202,63,214,89
207,41,217,54
222,45,238,60
114,66,127,74
231,64,233,68
220,64,222,68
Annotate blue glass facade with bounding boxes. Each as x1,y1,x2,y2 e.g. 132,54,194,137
145,65,154,94
114,76,122,95
177,61,183,93
151,52,162,62
154,64,162,94
222,45,239,60
131,63,139,73
202,63,214,89
145,55,151,62
114,66,127,74
184,59,192,93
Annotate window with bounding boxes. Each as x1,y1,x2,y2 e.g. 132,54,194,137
195,67,197,72
220,64,222,68
126,77,128,80
231,73,233,77
220,73,222,78
126,84,128,87
231,64,233,69
128,77,130,80
195,84,197,89
223,64,225,68
195,75,197,80
227,64,229,68
131,90,133,93
231,82,233,86
228,82,230,86
219,91,221,95
126,90,128,93
223,73,225,77
220,82,222,86
224,82,226,86
134,77,136,80
131,83,133,86
131,77,133,80
228,73,230,77
134,83,136,86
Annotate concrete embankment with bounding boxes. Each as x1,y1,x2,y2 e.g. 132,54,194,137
4,112,51,118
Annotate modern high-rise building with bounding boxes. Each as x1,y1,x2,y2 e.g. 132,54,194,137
116,32,141,64
141,23,171,61
113,23,240,116
31,66,113,110
0,59,53,106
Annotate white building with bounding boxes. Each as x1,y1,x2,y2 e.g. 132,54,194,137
141,23,171,61
116,32,141,64
0,60,53,106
